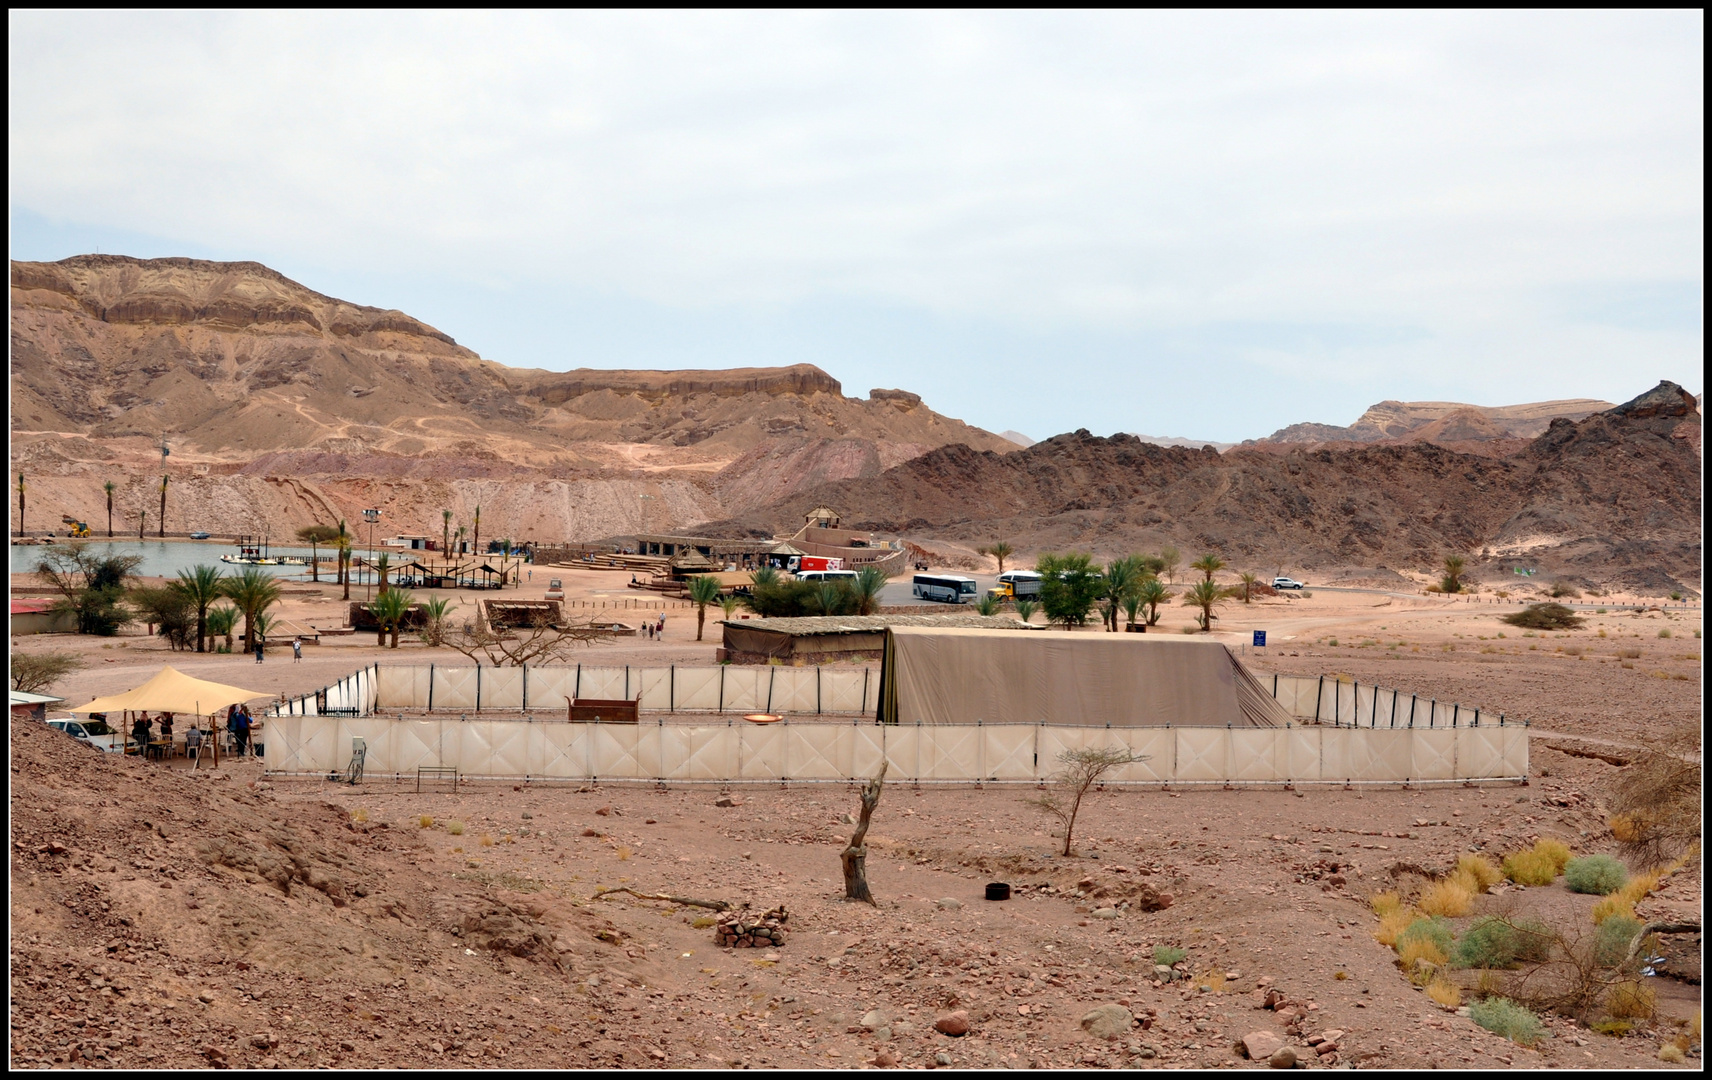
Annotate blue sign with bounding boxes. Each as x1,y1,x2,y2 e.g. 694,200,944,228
1252,631,1266,647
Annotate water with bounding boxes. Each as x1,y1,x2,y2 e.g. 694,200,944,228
9,539,398,584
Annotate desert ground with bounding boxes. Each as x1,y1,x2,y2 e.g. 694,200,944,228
9,560,1702,1070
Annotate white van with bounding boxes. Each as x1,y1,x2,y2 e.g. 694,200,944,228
798,569,860,584
47,717,129,753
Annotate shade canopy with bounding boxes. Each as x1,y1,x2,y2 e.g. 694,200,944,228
70,666,272,716
878,627,1294,727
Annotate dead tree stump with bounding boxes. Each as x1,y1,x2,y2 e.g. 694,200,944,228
841,761,888,905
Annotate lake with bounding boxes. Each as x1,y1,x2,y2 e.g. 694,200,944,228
9,539,399,584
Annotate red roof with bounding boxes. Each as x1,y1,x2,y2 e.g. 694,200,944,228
11,598,57,615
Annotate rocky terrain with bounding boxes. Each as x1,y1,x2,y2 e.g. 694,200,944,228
699,382,1702,594
1252,398,1615,450
9,256,1013,540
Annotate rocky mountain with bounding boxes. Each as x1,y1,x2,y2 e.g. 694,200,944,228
697,382,1701,592
1253,397,1613,448
9,255,1014,540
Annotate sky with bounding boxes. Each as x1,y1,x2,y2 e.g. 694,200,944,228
8,11,1703,443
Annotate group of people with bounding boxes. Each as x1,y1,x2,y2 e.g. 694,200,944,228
122,704,257,759
645,612,666,640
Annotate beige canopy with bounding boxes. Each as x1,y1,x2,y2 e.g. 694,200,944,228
878,627,1293,727
70,666,272,716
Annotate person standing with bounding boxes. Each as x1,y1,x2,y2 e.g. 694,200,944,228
130,713,152,755
292,636,303,663
254,635,264,663
159,712,174,746
234,706,252,757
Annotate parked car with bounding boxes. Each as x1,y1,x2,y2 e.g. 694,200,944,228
189,531,211,540
1272,577,1306,590
46,717,129,753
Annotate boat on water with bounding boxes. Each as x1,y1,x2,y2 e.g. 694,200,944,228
223,535,309,566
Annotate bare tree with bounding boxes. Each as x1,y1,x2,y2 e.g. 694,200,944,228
11,651,84,694
840,762,888,905
442,610,618,666
1027,746,1147,856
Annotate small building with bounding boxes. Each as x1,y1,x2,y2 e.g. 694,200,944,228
803,506,841,529
9,598,75,636
385,534,432,550
717,613,1041,665
11,690,65,722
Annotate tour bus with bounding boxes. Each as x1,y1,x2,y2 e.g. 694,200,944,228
913,574,978,603
798,569,860,584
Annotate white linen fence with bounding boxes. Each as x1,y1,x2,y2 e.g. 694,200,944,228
263,714,1527,784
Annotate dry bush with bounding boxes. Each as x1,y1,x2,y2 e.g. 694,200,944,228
1535,838,1573,873
1374,908,1416,948
1618,870,1661,906
1591,896,1636,925
1565,854,1629,895
1419,879,1475,918
418,815,434,829
447,819,466,836
1456,853,1504,893
1398,936,1449,983
1501,603,1585,630
1606,723,1701,867
1370,891,1405,917
1606,979,1656,1020
1426,974,1462,1009
1196,971,1228,992
1468,997,1545,1046
1503,849,1559,886
350,807,368,823
1660,1044,1687,1063
479,834,495,847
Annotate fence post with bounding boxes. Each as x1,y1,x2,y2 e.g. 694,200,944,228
575,663,582,700
428,664,435,711
670,665,675,712
1390,689,1398,728
1314,675,1324,723
817,667,823,715
522,664,529,711
719,664,726,712
1408,694,1417,728
766,666,775,713
476,664,482,712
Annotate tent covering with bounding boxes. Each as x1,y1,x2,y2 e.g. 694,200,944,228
69,666,272,716
878,627,1294,727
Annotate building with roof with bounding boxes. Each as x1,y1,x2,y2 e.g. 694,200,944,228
717,612,1040,665
10,597,75,636
11,690,65,721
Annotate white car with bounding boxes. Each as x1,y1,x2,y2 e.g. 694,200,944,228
1272,577,1306,590
46,717,129,753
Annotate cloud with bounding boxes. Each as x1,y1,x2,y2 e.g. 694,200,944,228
7,11,1702,440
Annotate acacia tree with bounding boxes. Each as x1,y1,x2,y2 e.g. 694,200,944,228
36,545,140,635
11,651,84,694
1036,552,1103,630
1158,546,1180,584
689,574,722,640
1027,746,1147,856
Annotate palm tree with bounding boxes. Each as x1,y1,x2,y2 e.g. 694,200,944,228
1014,598,1038,624
336,523,353,601
1101,557,1142,632
853,566,887,616
158,475,169,537
375,551,392,596
16,473,24,537
719,594,741,623
296,524,339,583
368,588,413,648
979,540,1014,575
455,525,466,555
472,505,481,554
176,564,226,653
104,480,116,537
1441,554,1467,594
975,593,1001,616
420,594,455,646
811,582,844,616
222,567,282,654
206,603,239,652
442,509,452,556
1120,590,1144,631
1183,579,1230,632
252,611,277,651
1191,553,1225,583
1137,578,1172,626
688,575,721,641
1238,572,1259,603
138,507,146,540
751,565,780,587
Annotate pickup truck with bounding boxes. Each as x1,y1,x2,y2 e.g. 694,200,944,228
1272,577,1306,590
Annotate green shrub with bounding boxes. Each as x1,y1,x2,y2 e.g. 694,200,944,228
1658,628,1671,638
1397,916,1456,956
1501,603,1585,630
1468,997,1544,1046
1593,914,1643,968
1153,946,1186,966
1564,854,1628,895
1454,917,1552,969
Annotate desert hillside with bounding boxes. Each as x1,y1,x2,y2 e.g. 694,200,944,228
9,255,1014,539
695,382,1702,592
1250,396,1614,455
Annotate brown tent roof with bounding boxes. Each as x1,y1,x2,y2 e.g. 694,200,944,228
879,627,1292,727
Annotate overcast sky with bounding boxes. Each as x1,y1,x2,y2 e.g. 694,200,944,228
9,11,1703,442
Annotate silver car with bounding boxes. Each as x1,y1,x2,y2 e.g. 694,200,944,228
46,717,129,753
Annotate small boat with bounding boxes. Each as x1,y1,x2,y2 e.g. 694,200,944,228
220,554,307,565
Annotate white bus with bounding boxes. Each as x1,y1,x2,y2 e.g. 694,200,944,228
913,574,978,603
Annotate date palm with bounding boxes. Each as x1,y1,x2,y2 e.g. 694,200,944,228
979,540,1014,575
1238,572,1259,603
472,505,481,554
1191,553,1225,583
222,567,282,653
104,480,116,537
368,588,413,648
1183,579,1231,632
206,604,239,652
419,594,455,647
375,551,392,596
1014,598,1038,624
176,564,226,653
442,509,452,556
688,575,721,640
853,566,887,616
1137,578,1172,626
1441,554,1467,594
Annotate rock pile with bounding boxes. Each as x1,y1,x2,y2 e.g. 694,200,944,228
715,905,789,948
